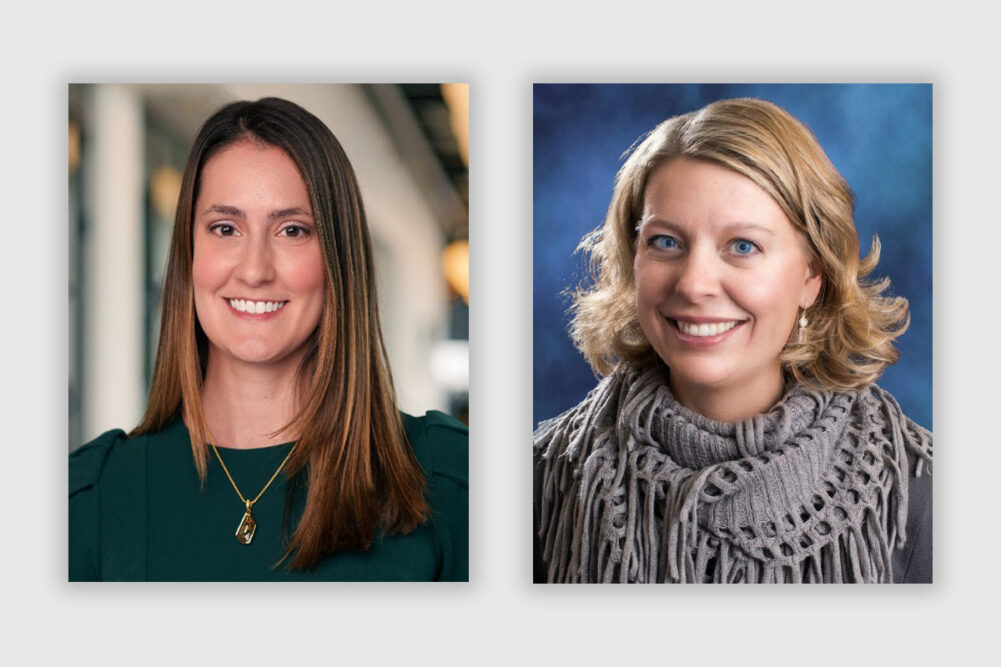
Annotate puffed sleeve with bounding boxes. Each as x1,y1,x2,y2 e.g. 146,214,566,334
69,429,125,581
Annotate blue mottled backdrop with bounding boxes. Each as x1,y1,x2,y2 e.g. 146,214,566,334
533,84,932,430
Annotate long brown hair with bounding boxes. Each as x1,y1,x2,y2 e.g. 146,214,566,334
132,97,428,570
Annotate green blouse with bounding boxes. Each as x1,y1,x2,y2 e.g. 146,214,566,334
69,411,468,581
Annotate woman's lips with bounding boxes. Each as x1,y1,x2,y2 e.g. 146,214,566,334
225,298,288,320
668,317,746,346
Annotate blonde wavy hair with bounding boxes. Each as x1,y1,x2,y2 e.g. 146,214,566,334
570,97,909,390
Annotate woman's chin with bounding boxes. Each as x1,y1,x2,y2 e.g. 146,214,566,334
211,342,305,369
668,373,732,399
662,357,737,392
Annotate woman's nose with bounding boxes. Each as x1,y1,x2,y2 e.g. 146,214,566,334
673,247,720,301
235,236,276,285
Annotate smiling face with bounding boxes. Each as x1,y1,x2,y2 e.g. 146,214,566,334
192,140,325,371
634,157,822,418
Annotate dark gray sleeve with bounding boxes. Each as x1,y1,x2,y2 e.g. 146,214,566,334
533,459,547,583
892,462,933,583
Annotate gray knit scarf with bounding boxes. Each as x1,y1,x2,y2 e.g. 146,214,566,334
535,364,932,583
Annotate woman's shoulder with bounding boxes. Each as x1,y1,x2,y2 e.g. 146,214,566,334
69,418,187,498
864,383,932,431
401,411,468,581
533,369,630,463
862,384,933,469
894,459,933,582
69,428,130,498
858,384,933,583
70,425,168,582
402,411,468,487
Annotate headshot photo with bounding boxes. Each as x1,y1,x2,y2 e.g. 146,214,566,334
68,84,469,581
533,84,932,583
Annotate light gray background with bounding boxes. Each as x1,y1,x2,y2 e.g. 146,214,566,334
4,1,996,665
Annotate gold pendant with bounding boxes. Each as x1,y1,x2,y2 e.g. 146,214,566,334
236,502,256,545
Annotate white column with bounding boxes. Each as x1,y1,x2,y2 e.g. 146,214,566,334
82,84,145,440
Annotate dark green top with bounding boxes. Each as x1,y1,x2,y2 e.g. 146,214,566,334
69,411,468,582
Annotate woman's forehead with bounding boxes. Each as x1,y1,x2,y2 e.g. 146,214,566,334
640,158,793,235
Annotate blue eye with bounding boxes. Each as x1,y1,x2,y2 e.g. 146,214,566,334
649,235,679,250
732,239,758,255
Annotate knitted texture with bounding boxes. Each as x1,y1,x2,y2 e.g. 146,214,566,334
534,364,933,583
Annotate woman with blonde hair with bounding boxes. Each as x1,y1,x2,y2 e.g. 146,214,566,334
70,97,468,581
534,97,931,583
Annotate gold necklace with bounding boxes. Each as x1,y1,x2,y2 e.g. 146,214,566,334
210,442,297,545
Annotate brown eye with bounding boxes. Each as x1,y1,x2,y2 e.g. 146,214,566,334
210,223,236,236
281,224,310,238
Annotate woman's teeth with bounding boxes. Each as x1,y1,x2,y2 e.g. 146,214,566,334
676,320,739,337
228,299,287,314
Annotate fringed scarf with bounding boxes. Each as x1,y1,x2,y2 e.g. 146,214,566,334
534,364,933,583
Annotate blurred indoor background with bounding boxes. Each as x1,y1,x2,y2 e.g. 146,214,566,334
69,83,469,449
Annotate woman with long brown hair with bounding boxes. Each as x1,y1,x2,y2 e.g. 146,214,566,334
535,98,932,583
70,97,467,581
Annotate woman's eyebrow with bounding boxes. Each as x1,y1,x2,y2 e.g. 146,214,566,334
268,207,312,220
640,217,776,234
197,205,312,219
201,204,245,218
635,217,681,232
723,222,776,236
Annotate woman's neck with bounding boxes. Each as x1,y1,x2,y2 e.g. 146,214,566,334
200,351,304,449
669,367,785,424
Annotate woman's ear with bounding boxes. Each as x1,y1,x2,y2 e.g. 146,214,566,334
801,259,822,309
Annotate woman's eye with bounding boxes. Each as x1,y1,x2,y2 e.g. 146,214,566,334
281,224,310,238
210,223,236,236
649,235,679,250
731,239,759,255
